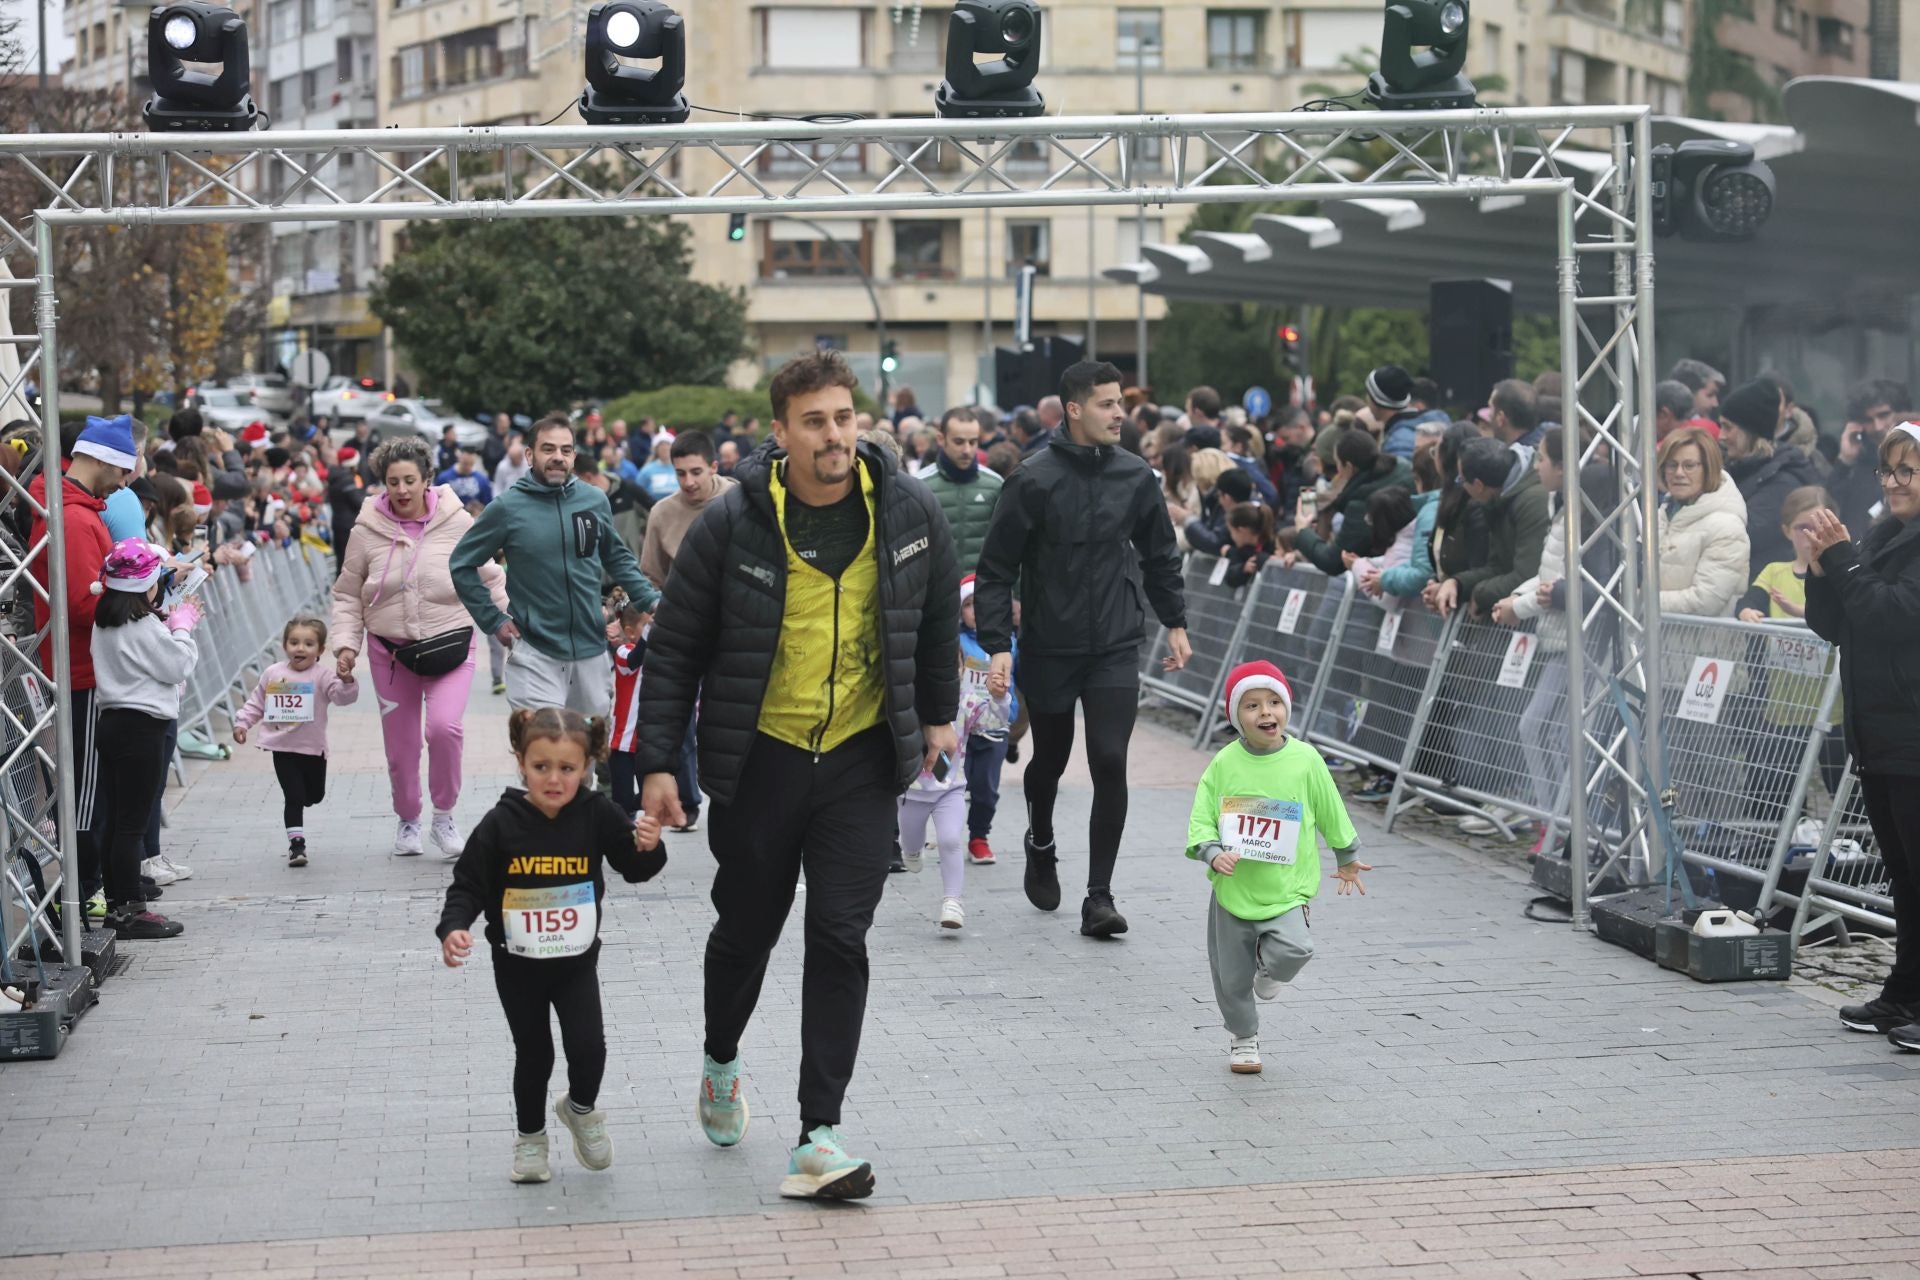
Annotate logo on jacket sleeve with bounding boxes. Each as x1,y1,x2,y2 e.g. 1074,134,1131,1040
892,536,929,566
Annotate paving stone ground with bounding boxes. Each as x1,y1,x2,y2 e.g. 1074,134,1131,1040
3,680,1918,1276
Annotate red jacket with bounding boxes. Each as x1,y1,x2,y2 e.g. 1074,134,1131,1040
27,473,113,690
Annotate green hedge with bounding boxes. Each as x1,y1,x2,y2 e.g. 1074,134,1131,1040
602,380,879,432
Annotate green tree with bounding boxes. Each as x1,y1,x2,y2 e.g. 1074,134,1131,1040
371,216,747,416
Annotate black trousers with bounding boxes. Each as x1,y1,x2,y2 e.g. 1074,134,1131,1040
703,726,897,1128
144,718,178,862
67,688,104,900
1018,650,1140,895
608,749,640,818
272,751,329,830
491,950,605,1135
94,708,171,910
1858,773,1920,1006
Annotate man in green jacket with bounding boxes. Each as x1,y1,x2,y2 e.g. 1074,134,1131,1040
1427,437,1552,619
919,407,1003,573
450,413,661,716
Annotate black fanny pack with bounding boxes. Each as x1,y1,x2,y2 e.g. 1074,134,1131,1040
379,627,472,678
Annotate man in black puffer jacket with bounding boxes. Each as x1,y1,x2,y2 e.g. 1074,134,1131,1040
636,350,958,1203
974,360,1189,939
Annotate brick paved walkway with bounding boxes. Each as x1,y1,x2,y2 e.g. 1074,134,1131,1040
13,1149,1920,1278
4,679,1919,1274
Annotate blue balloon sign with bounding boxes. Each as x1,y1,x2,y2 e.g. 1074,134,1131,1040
1241,386,1272,418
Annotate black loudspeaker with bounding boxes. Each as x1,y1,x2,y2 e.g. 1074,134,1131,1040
995,335,1085,410
1428,279,1513,415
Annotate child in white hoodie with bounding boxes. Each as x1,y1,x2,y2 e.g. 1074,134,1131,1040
90,539,203,940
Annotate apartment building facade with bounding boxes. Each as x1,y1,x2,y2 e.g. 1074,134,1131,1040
1711,0,1873,121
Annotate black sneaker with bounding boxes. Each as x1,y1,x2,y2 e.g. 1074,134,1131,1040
1839,996,1920,1034
139,875,164,900
889,838,907,874
110,907,185,940
288,838,308,868
1005,740,1020,764
1353,774,1395,804
1023,831,1060,911
1890,1022,1920,1053
1080,891,1128,938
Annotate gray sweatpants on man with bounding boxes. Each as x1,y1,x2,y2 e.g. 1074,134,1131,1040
504,642,612,718
1207,898,1315,1038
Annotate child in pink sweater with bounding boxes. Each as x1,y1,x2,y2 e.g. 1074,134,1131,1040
235,614,360,866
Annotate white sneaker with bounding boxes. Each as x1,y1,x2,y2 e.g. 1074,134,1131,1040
1253,970,1284,1002
554,1093,613,1170
158,853,193,881
394,819,424,857
141,857,179,887
431,813,465,858
1457,807,1518,837
902,843,922,872
939,897,965,930
1229,1037,1263,1074
510,1132,551,1184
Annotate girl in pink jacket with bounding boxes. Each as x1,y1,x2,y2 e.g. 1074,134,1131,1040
235,615,360,867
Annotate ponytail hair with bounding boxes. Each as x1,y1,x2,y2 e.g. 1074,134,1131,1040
508,706,610,764
1226,501,1276,550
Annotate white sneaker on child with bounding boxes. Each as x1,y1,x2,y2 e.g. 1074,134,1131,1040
939,897,965,930
431,813,464,858
510,1132,551,1184
1229,1037,1263,1074
393,819,423,857
1253,969,1284,1002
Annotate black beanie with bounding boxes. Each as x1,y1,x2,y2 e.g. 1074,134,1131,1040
1720,379,1778,439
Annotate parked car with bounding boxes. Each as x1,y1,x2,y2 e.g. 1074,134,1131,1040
186,387,274,435
225,373,296,417
364,398,489,449
312,376,391,423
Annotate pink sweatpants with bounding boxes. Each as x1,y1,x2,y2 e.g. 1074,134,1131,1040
369,636,476,822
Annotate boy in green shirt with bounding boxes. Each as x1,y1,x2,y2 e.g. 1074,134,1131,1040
1187,660,1370,1074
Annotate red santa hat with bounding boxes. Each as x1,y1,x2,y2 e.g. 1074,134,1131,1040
191,481,213,519
959,572,976,604
241,422,270,445
1223,659,1293,723
337,445,359,463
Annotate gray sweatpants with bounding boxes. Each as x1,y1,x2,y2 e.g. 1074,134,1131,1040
503,642,612,718
1207,897,1315,1038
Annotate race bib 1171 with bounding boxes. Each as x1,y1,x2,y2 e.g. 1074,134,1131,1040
502,882,597,959
1220,796,1305,865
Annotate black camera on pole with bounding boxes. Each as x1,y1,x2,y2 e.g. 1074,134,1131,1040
580,0,691,126
142,1,258,132
935,0,1046,119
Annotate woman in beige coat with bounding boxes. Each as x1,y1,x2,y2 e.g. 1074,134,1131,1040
1657,426,1751,619
332,437,507,858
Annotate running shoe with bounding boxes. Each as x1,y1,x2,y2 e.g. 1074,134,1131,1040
1228,1037,1263,1074
554,1093,613,1170
697,1053,749,1147
1839,997,1920,1034
1080,891,1127,938
902,841,923,873
1458,806,1521,837
1023,831,1060,911
672,817,700,834
85,891,106,921
491,680,507,696
141,857,179,887
140,875,163,900
157,853,193,881
431,813,465,858
287,838,308,868
779,1125,875,1200
110,907,184,940
394,819,423,857
510,1132,551,1184
939,897,965,930
1352,774,1395,803
1890,1023,1920,1053
1253,968,1284,1002
967,838,996,865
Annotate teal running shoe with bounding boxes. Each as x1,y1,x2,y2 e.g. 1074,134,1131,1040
779,1125,875,1200
697,1053,749,1147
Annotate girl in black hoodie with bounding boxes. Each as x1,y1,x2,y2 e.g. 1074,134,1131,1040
438,707,665,1185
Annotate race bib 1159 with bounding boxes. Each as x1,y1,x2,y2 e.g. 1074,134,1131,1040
1220,796,1305,865
502,882,597,959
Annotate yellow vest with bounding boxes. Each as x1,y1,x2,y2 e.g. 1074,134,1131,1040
758,459,887,755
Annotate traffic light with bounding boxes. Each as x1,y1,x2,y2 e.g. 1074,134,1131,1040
728,212,747,243
880,339,900,375
1277,323,1302,366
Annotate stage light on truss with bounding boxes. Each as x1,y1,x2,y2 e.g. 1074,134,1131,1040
1364,0,1477,111
142,1,259,132
935,0,1046,119
1649,140,1775,243
579,0,691,126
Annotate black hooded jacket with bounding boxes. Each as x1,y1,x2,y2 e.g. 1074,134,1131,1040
634,439,959,804
1805,514,1920,777
1726,444,1823,579
972,436,1187,657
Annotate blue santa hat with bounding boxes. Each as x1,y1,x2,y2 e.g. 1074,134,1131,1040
73,415,139,471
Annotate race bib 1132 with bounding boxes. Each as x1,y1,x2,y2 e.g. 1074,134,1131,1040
1219,796,1305,865
502,882,597,959
264,679,315,723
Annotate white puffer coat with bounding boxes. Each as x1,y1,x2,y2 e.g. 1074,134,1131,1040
1657,479,1751,619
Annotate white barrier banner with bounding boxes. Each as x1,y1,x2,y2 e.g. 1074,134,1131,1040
1277,588,1307,635
1677,656,1733,725
1375,609,1403,653
1496,632,1537,689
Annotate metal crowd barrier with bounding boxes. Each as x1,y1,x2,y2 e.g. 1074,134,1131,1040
1144,556,1892,955
177,542,334,743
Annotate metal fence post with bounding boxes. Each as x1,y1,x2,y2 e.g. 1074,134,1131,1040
1381,608,1467,833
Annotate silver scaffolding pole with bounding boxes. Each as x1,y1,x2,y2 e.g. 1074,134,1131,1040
0,105,1658,948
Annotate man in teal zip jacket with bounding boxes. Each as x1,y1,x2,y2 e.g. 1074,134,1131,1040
451,413,661,717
